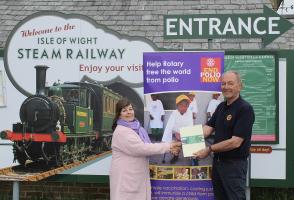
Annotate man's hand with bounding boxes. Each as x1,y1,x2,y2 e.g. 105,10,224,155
149,115,154,120
193,147,210,159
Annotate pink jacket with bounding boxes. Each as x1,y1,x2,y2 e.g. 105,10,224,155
110,125,171,200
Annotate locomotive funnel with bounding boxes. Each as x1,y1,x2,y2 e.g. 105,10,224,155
35,65,49,95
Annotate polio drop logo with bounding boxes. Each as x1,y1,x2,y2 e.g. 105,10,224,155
200,57,221,83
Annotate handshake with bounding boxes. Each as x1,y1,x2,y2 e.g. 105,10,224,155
170,141,182,156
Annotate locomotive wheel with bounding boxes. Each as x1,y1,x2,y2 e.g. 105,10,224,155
57,145,69,166
79,143,86,161
102,134,112,151
13,145,27,165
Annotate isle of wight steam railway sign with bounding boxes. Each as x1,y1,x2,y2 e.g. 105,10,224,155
164,6,293,46
4,11,156,97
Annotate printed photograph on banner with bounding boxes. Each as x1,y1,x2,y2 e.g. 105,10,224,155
157,167,174,179
174,167,190,180
144,91,222,166
150,165,212,181
149,165,157,179
191,166,209,180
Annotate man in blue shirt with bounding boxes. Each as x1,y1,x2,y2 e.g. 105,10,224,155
194,71,255,200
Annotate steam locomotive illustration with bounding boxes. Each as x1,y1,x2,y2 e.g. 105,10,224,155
0,65,121,166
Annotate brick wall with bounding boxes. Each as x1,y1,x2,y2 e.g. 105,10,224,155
0,181,110,200
0,0,293,50
2,181,294,200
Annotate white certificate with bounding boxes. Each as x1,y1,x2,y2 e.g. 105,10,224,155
180,125,206,157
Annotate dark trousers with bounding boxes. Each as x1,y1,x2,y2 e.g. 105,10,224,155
212,157,248,200
151,128,163,141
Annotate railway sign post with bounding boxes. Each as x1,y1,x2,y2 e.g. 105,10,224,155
164,5,293,46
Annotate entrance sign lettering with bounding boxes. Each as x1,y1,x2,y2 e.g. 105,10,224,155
164,6,293,46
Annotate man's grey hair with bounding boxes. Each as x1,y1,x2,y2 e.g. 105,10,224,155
222,70,243,87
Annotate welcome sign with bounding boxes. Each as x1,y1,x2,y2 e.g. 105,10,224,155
4,11,156,96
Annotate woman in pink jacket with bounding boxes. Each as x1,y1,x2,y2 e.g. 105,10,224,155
110,98,180,200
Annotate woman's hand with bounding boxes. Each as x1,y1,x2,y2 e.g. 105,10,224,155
170,141,182,156
174,132,181,141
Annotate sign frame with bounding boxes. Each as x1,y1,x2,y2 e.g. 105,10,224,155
164,5,293,47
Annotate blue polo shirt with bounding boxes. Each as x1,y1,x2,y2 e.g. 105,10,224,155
207,96,255,159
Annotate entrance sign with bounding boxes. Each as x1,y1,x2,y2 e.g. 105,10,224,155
164,6,293,46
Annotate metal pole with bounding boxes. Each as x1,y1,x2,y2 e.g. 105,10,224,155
246,186,250,200
208,39,213,49
246,157,251,200
12,181,19,200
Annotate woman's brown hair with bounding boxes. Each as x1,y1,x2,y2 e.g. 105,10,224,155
112,98,133,131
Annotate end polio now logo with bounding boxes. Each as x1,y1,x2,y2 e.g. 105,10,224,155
200,57,221,83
